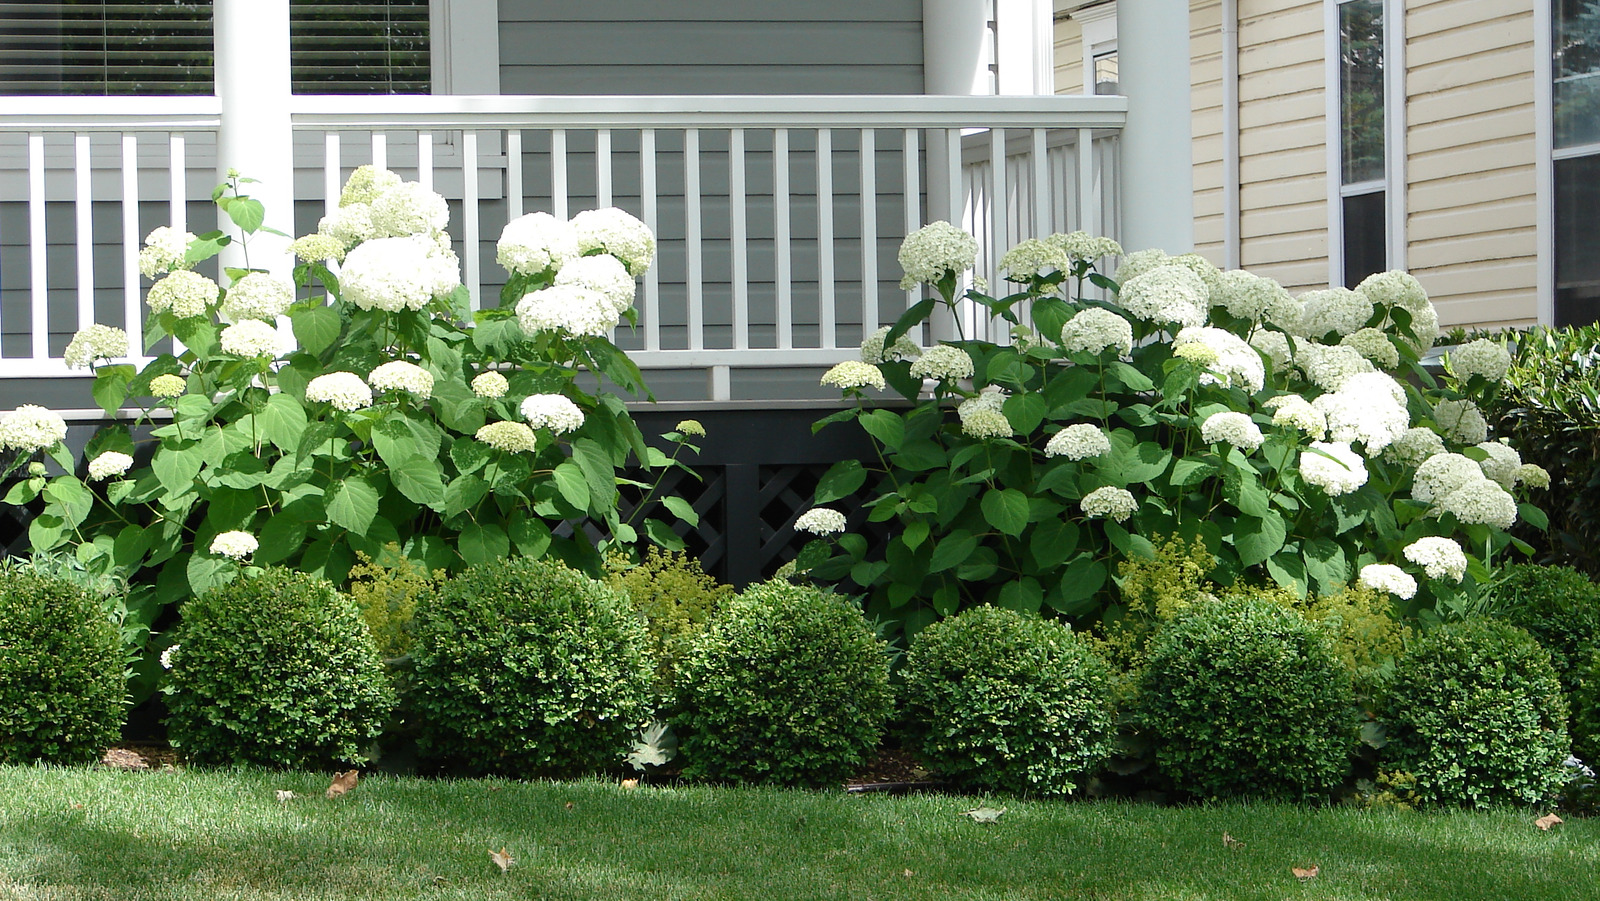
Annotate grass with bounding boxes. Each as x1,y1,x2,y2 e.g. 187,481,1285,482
1,765,1597,901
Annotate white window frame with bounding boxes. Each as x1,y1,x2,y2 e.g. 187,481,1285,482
1076,1,1119,96
1325,0,1405,287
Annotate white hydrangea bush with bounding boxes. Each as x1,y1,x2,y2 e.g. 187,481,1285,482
807,223,1543,634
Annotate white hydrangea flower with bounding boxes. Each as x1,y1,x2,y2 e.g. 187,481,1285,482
1173,342,1219,366
795,507,848,535
553,253,636,314
897,221,979,289
1403,536,1467,582
368,360,435,399
138,226,195,279
370,181,449,238
1045,423,1111,460
221,273,295,322
318,203,375,250
1516,463,1551,490
1313,371,1409,452
63,324,129,369
471,371,509,398
1118,265,1207,327
339,165,404,207
515,284,618,338
1296,288,1375,339
1357,270,1431,313
1437,479,1518,530
570,207,656,277
1297,343,1376,392
147,270,219,318
860,326,922,364
474,420,538,453
908,345,975,382
1412,453,1487,505
1173,327,1266,393
1474,441,1522,489
1299,440,1368,496
1047,231,1123,263
1383,427,1447,469
1060,308,1135,357
209,530,258,560
340,235,461,312
1270,395,1328,440
1340,327,1400,369
219,320,282,358
305,371,373,412
289,233,347,264
159,644,179,670
958,394,1012,439
0,405,67,453
1359,563,1418,600
1169,253,1225,307
497,212,580,276
999,238,1072,280
86,450,133,481
1249,330,1295,374
675,420,706,437
1112,248,1171,286
1432,398,1489,445
1081,486,1139,523
821,361,886,391
149,374,187,398
1448,338,1513,382
1200,411,1264,451
1216,269,1293,322
521,393,585,434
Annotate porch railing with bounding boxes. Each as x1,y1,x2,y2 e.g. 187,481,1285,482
0,94,1126,399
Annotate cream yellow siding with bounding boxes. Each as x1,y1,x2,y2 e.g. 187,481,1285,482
1404,0,1539,330
1055,15,1086,94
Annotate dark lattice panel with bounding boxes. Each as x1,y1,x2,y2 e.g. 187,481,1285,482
0,491,33,558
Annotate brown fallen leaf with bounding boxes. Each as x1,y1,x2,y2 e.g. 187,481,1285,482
1222,832,1244,849
489,847,514,873
902,869,914,878
620,778,639,789
564,801,575,809
1536,813,1564,831
325,770,359,799
274,790,296,803
1291,865,1319,881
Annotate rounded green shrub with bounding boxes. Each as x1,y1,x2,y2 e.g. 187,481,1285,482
1138,596,1357,802
408,557,655,777
673,580,892,787
0,568,125,764
900,605,1115,795
164,568,395,769
1495,563,1600,763
1382,619,1569,807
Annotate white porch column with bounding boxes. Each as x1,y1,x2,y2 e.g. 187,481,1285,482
923,0,991,97
1116,0,1194,254
214,0,295,276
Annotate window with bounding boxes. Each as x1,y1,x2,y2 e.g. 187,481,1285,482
0,0,430,96
1093,50,1119,95
1554,0,1600,326
1336,0,1387,287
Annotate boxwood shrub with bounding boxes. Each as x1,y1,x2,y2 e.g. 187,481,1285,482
900,605,1115,795
1494,563,1600,764
164,568,395,769
0,567,125,764
673,579,892,787
408,557,655,777
1382,618,1569,807
1137,596,1357,803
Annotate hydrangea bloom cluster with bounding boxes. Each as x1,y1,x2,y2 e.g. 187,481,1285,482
338,164,403,206
821,361,886,391
1299,441,1368,495
860,326,922,364
1112,248,1173,286
475,420,538,453
1411,451,1518,529
370,181,449,238
87,451,134,482
1313,371,1409,452
368,361,435,399
209,530,258,560
1200,411,1264,451
795,507,848,535
571,207,656,277
471,371,509,398
675,420,706,437
138,226,195,279
1215,268,1293,322
1118,266,1207,327
999,238,1072,280
0,405,67,453
1448,338,1512,382
149,374,187,398
1173,326,1265,392
1517,463,1551,489
1249,330,1295,373
1060,308,1134,357
147,270,220,318
908,345,975,382
1340,328,1400,369
219,320,282,358
63,324,129,369
1383,427,1446,468
288,233,347,264
897,221,979,289
1081,486,1138,522
1045,423,1111,460
553,254,636,314
957,393,1011,439
1297,343,1375,392
516,285,617,338
1268,395,1328,440
1048,231,1123,262
305,372,373,412
521,394,585,434
221,273,295,321
1295,288,1374,339
1475,441,1522,489
1432,398,1489,445
1403,536,1467,581
340,236,461,312
1358,564,1418,600
318,203,375,250
1357,270,1440,351
497,212,580,276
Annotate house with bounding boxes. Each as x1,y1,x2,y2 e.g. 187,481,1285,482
1054,0,1596,331
0,0,1189,581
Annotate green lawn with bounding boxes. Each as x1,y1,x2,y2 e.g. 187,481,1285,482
1,765,1596,900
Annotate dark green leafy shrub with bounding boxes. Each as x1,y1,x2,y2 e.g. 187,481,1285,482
673,580,892,787
164,568,395,769
1493,563,1600,763
1138,596,1357,803
409,557,655,777
1382,619,1569,807
900,605,1115,795
606,548,733,695
0,567,125,764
